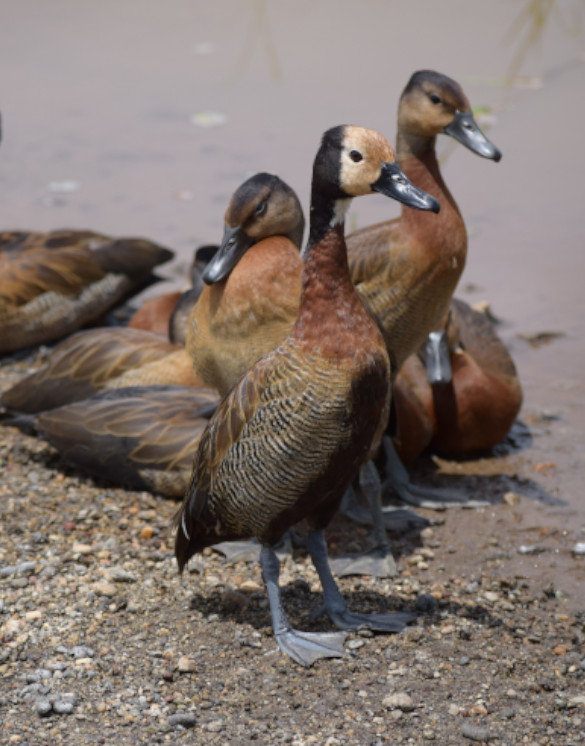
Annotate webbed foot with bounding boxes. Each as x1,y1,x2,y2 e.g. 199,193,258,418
330,545,397,578
383,436,475,509
211,540,260,563
327,608,415,633
274,628,347,667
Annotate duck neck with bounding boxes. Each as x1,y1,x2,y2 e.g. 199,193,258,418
396,132,461,220
294,196,373,353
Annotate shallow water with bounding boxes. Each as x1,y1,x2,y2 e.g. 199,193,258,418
1,0,584,603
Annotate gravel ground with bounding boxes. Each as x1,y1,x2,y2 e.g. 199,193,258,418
1,352,584,746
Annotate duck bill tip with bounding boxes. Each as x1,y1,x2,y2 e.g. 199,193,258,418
372,162,440,213
444,111,502,163
201,225,253,285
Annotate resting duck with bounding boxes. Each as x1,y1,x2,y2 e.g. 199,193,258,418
1,327,203,414
393,297,522,461
0,229,173,355
175,125,439,667
186,172,304,396
0,177,304,497
346,69,502,505
10,385,219,498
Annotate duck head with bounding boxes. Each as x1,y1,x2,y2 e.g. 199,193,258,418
312,125,441,219
203,172,305,284
398,70,502,161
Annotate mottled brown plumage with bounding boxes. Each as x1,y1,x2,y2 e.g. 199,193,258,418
28,385,219,497
0,229,173,354
1,327,203,414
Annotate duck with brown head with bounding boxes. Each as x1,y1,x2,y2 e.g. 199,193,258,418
175,125,438,667
346,69,502,508
186,172,305,396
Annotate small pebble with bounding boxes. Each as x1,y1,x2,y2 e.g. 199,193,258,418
67,646,95,659
35,697,52,717
177,655,197,673
17,561,36,575
461,723,491,741
109,568,136,583
167,712,197,728
206,719,224,733
382,692,414,712
347,639,364,650
93,582,117,597
459,656,470,666
53,699,75,715
415,594,439,613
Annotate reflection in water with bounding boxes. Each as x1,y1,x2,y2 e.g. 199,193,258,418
223,0,283,86
505,0,585,80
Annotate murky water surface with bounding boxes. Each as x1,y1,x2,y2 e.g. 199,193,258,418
1,1,584,605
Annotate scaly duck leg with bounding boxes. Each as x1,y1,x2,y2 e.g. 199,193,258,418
331,461,397,577
339,486,431,532
260,546,347,667
308,530,415,632
382,435,468,508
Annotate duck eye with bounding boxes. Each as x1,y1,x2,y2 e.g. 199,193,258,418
349,150,363,163
254,201,266,216
429,94,442,105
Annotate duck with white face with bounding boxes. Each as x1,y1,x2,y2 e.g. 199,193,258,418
175,125,439,667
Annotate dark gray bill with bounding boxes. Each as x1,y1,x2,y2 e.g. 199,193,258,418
372,161,440,213
444,111,502,162
202,225,256,284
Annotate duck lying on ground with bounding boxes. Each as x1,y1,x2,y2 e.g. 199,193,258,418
0,229,173,355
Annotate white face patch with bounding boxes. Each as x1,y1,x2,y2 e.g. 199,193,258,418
337,127,395,197
330,197,352,227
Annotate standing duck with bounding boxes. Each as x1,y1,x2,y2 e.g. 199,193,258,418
346,69,502,505
175,125,439,666
0,229,173,355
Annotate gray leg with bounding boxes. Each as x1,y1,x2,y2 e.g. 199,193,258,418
307,530,414,632
331,462,397,577
260,545,346,667
382,436,483,508
339,485,431,532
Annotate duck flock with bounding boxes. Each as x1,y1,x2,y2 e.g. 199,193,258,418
0,71,522,667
